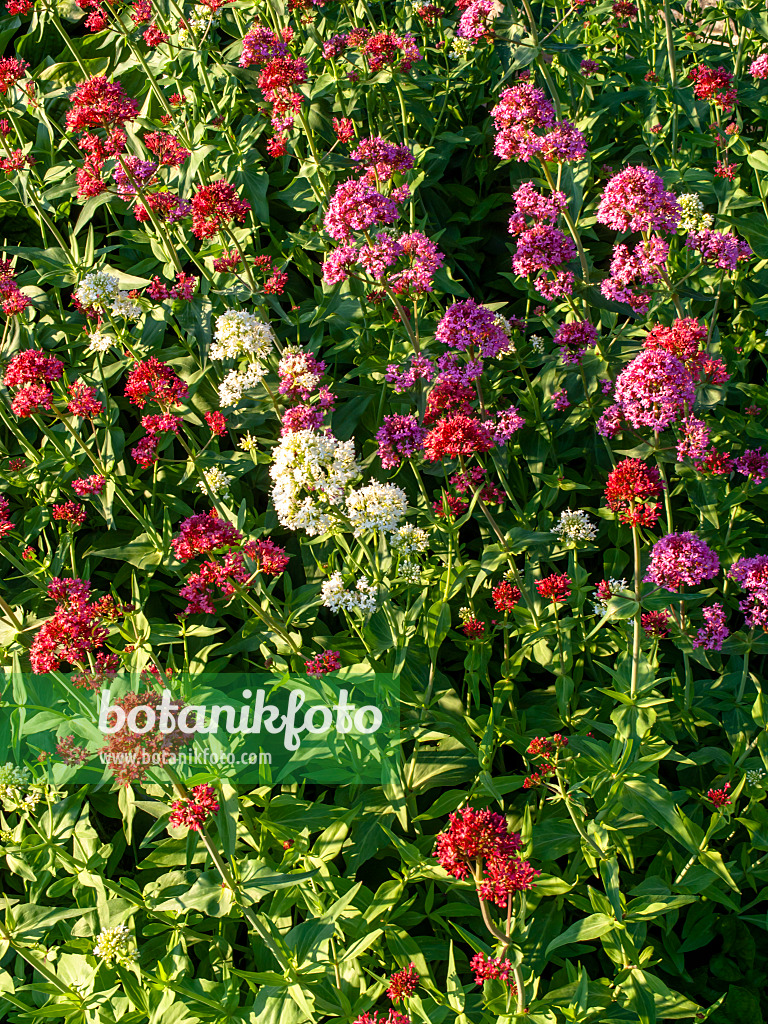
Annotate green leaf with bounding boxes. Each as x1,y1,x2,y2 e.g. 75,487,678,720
545,914,618,957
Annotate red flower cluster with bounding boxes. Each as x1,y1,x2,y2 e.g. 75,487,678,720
65,76,138,134
4,347,64,418
305,650,341,675
687,65,737,109
641,610,670,637
523,733,568,788
707,782,731,808
244,537,290,575
190,180,251,239
172,511,244,561
0,260,31,317
535,574,571,603
470,952,516,987
0,58,29,95
169,784,220,831
387,963,419,1003
492,580,521,612
434,806,522,879
423,414,495,461
604,458,663,527
52,501,86,526
67,380,103,418
29,577,109,674
644,317,728,385
0,495,14,539
125,357,188,409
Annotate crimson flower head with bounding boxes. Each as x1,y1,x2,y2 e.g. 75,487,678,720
125,356,188,409
172,510,244,561
65,76,138,134
707,782,731,808
169,784,219,831
0,58,29,95
470,953,516,987
536,574,571,603
604,458,663,527
477,853,540,906
434,806,522,880
387,963,419,1003
190,180,251,239
642,610,670,637
305,650,341,676
100,690,193,785
4,349,63,388
423,414,495,462
243,537,290,575
492,580,521,612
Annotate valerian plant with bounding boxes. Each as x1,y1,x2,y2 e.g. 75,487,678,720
1,0,768,1020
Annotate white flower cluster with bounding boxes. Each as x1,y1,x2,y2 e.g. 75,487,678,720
390,524,429,583
552,509,598,544
450,36,472,58
0,764,29,790
270,430,361,536
593,577,628,616
390,524,429,555
218,365,268,407
75,272,141,320
678,194,714,233
198,467,232,497
86,332,113,354
93,924,134,965
320,572,378,614
529,334,545,354
346,482,408,536
746,768,766,786
238,432,258,452
211,310,276,362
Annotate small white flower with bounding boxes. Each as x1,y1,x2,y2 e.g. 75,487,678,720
75,271,119,310
320,571,378,614
93,924,134,965
747,768,766,786
390,524,429,555
678,193,713,233
238,431,259,452
211,310,276,363
198,467,232,497
218,364,267,407
346,483,408,536
552,509,598,544
449,36,472,58
530,334,545,354
86,332,113,354
270,430,361,536
0,764,30,789
110,292,142,321
399,560,422,584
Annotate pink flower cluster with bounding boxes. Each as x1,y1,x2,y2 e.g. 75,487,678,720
99,689,192,784
612,348,696,431
491,83,586,164
596,165,680,233
685,229,752,272
436,299,511,358
0,260,31,317
601,237,669,313
644,532,719,591
729,555,768,630
692,603,730,651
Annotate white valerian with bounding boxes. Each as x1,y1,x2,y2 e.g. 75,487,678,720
211,310,276,362
198,467,232,498
270,430,361,536
93,924,135,965
320,572,378,614
552,509,598,544
677,194,714,233
346,482,408,536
